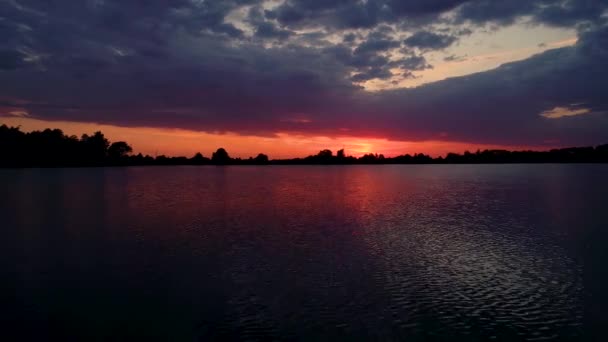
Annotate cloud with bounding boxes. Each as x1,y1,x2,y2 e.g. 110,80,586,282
254,21,292,40
443,54,468,62
454,0,608,27
268,0,469,30
393,54,433,71
267,1,608,32
0,49,26,70
354,35,401,55
247,5,292,40
351,67,394,82
377,24,608,145
541,106,591,119
0,0,608,148
268,0,386,29
403,31,458,50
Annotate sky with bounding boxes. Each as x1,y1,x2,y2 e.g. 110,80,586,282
1,0,608,158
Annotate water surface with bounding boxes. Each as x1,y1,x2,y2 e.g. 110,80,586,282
2,165,607,340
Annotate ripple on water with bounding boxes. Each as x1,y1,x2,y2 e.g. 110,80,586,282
2,165,599,340
358,185,584,340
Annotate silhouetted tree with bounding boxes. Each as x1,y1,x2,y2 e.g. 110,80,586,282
337,149,345,159
360,153,377,163
0,124,25,167
315,149,333,163
318,149,332,158
81,131,109,165
212,148,231,165
108,141,133,161
190,152,209,165
253,153,269,164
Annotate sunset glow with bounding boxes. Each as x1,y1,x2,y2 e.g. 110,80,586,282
1,0,607,156
2,117,543,159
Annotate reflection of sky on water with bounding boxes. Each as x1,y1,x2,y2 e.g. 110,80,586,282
1,165,606,340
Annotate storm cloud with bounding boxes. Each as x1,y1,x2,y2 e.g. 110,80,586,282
1,0,608,146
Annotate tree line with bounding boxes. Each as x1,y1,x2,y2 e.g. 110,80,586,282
1,124,607,168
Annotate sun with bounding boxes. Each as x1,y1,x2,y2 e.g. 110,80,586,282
345,140,375,156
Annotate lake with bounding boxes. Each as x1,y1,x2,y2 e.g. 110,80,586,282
2,165,607,340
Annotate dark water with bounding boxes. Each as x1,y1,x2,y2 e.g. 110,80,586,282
1,165,607,341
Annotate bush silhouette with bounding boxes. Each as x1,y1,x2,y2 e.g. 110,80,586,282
253,153,269,164
212,148,231,165
108,141,133,161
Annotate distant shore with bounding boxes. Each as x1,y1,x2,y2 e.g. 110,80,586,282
2,124,607,168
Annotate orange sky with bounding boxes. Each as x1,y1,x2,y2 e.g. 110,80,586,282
1,117,543,159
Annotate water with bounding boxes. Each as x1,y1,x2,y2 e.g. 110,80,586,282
1,165,607,340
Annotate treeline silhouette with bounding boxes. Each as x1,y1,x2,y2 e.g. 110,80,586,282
1,124,608,168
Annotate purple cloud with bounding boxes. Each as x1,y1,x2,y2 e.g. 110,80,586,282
0,0,607,147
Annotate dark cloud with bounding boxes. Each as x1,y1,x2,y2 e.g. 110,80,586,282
1,0,608,147
403,31,458,50
454,0,608,27
321,28,403,82
351,67,394,82
401,71,418,79
254,22,292,40
269,0,386,29
342,32,359,44
247,6,292,40
385,0,466,14
268,0,608,32
377,24,608,145
444,54,468,62
454,1,538,25
0,49,26,70
269,0,468,30
394,55,433,71
354,35,401,55
533,0,607,27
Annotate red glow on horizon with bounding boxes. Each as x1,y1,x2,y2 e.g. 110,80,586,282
1,117,548,159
